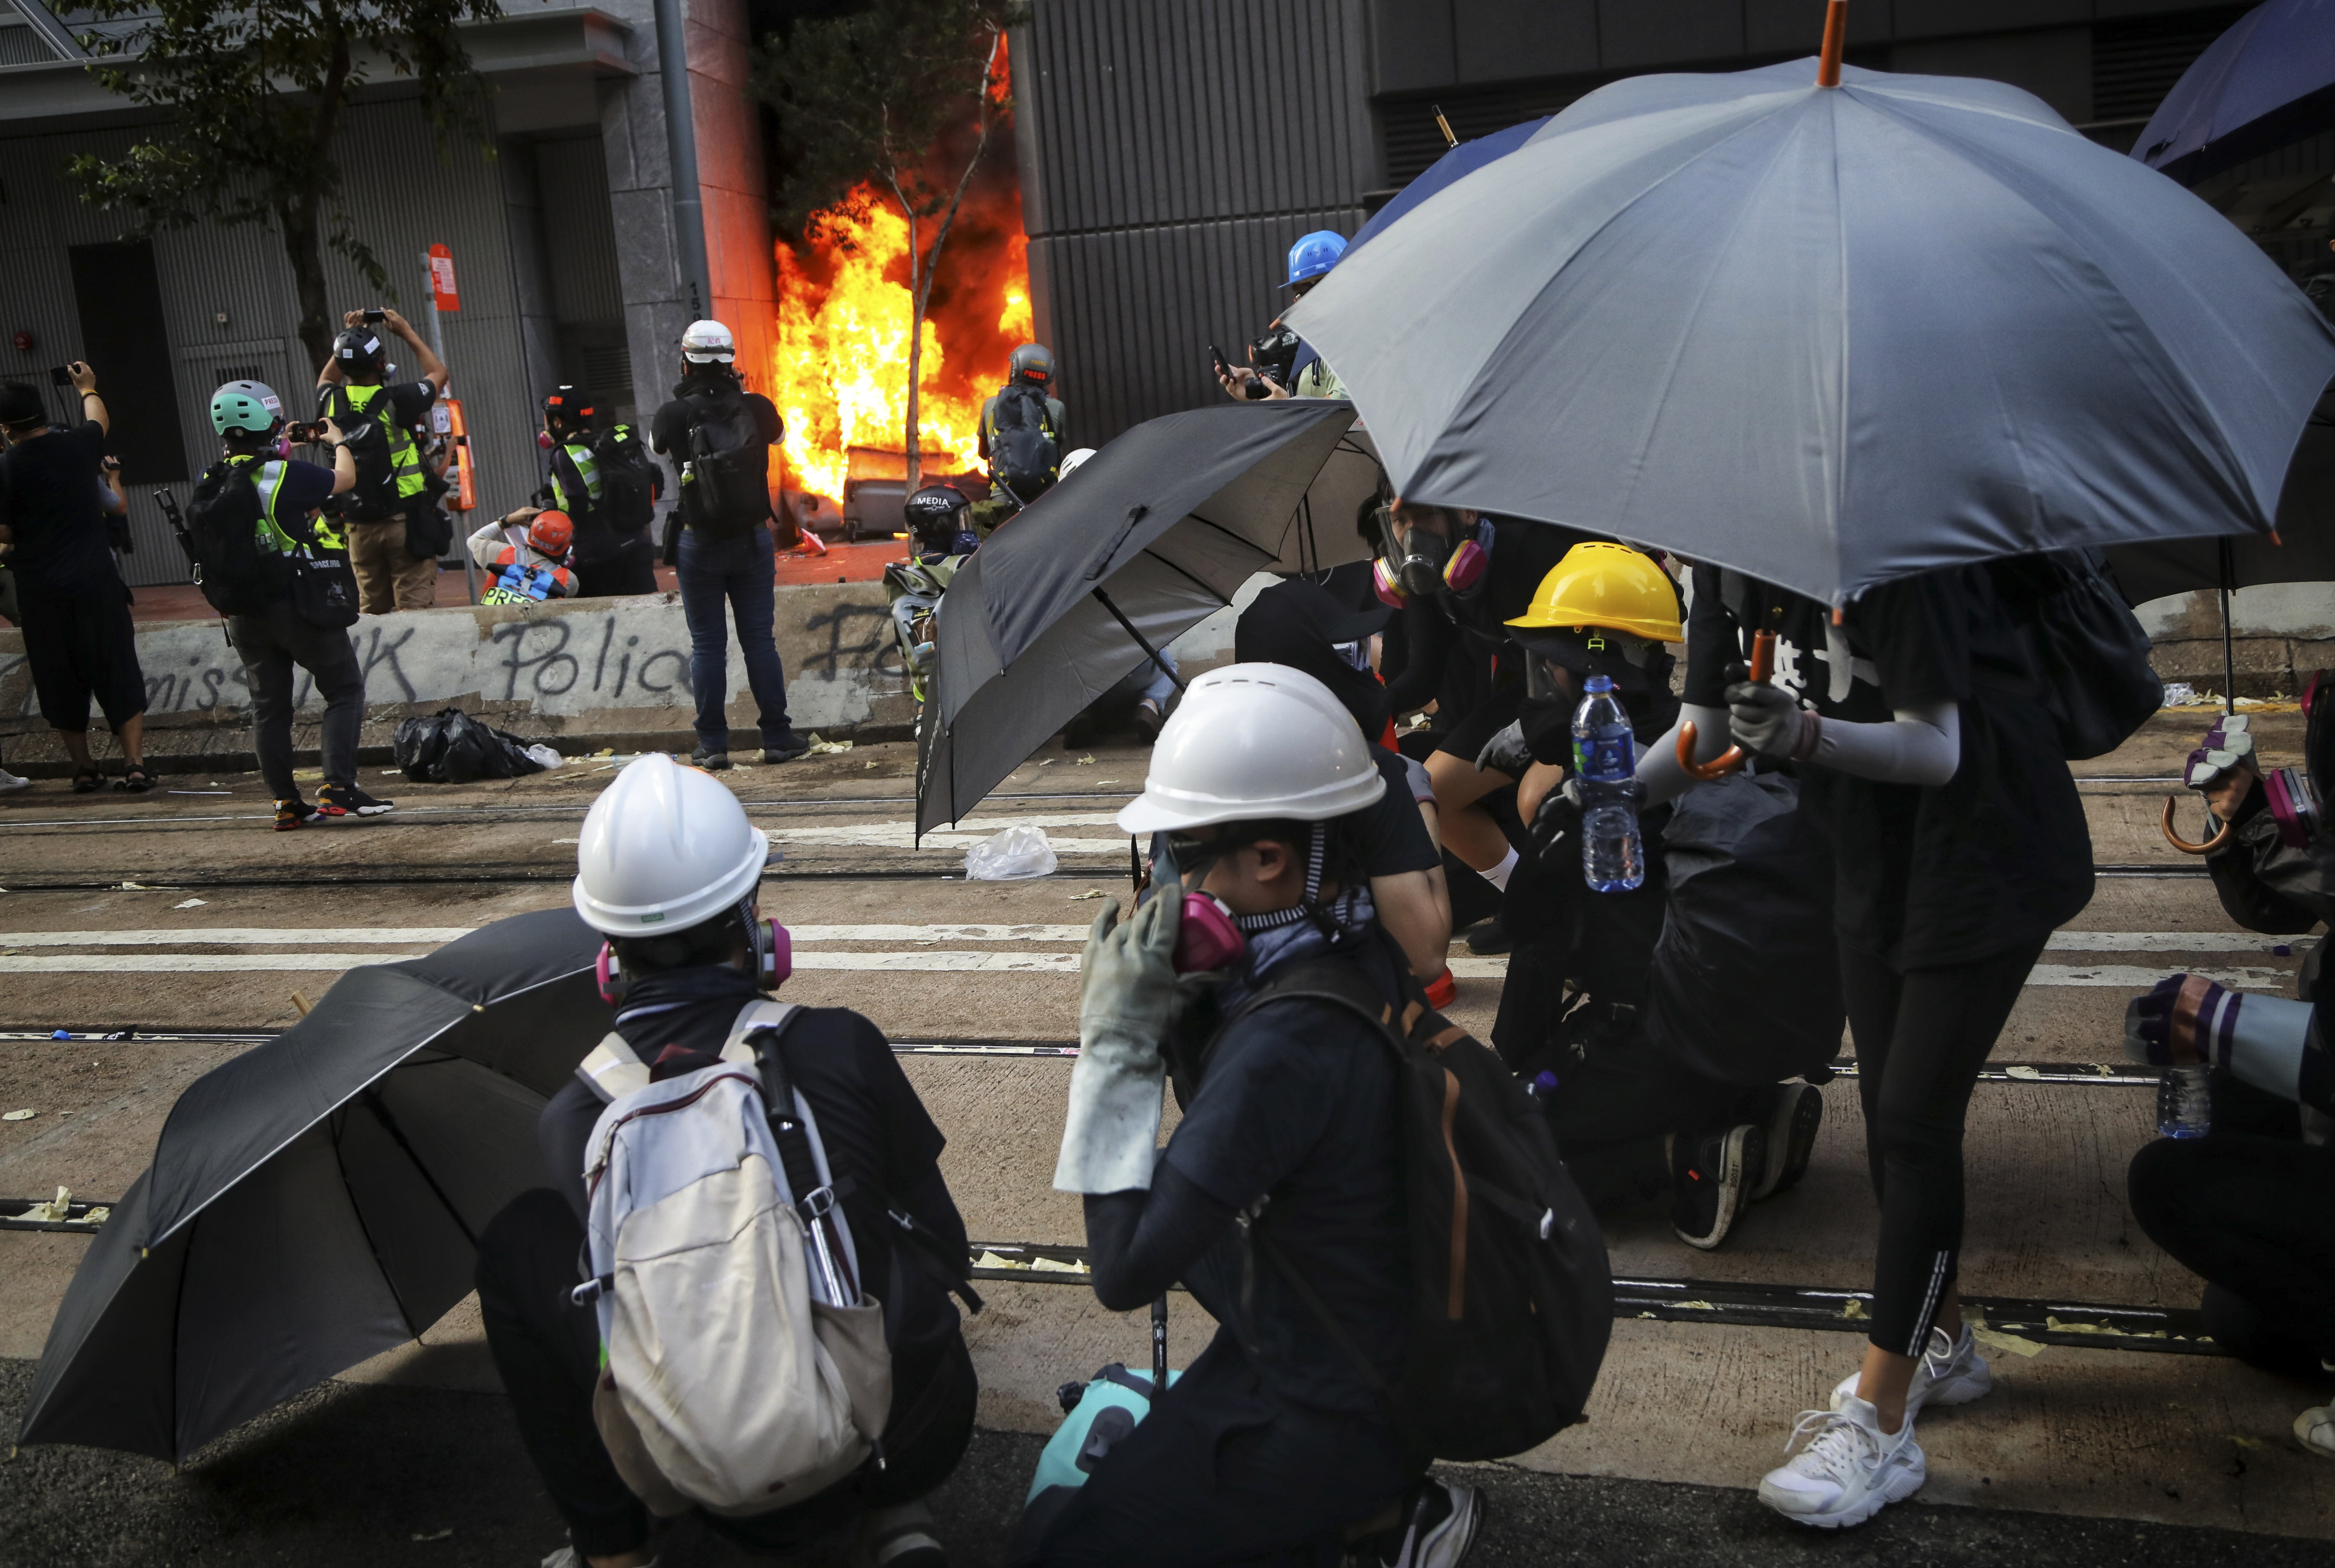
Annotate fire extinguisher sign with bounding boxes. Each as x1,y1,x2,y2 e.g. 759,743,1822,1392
428,244,460,313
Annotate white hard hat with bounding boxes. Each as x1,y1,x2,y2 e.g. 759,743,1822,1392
573,752,768,935
1118,663,1386,835
681,319,736,363
1059,447,1098,478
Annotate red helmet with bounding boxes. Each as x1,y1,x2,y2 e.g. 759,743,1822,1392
528,510,574,555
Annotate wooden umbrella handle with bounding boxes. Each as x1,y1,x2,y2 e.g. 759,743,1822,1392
1679,631,1777,781
2161,796,2233,856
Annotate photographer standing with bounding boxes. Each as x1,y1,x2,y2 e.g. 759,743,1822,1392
0,369,151,792
316,307,448,614
649,320,807,769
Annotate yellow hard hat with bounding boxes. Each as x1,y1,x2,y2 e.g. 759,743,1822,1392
1507,541,1682,643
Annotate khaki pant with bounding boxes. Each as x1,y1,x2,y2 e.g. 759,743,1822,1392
348,518,439,614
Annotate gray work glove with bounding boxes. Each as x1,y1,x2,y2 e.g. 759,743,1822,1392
1474,719,1534,779
1725,679,1815,761
1053,874,1184,1194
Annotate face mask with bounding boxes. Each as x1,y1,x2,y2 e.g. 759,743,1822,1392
537,431,555,450
1141,838,1250,973
270,433,292,460
1374,509,1490,602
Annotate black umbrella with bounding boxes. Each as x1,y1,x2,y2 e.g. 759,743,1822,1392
917,401,1383,836
2134,0,2335,186
16,909,610,1462
2107,388,2335,709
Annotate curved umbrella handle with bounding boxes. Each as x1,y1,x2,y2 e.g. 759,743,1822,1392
1678,631,1778,782
2162,795,2233,856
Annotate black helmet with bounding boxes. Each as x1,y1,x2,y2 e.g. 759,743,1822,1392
1008,343,1054,385
334,327,387,378
542,385,594,434
903,484,971,553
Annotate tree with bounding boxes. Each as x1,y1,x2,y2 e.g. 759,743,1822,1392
757,0,1010,491
63,0,501,376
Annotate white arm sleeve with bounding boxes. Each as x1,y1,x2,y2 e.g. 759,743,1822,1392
1809,701,1960,787
1636,703,1732,807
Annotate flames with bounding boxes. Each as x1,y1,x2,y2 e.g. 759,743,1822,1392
767,124,1031,502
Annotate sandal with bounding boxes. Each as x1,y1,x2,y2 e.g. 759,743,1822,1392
114,764,156,794
70,767,101,794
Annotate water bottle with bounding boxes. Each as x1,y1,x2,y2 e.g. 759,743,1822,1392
2157,1064,2212,1139
1573,675,1644,893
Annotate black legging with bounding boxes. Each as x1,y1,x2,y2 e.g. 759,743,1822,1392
1839,940,2045,1358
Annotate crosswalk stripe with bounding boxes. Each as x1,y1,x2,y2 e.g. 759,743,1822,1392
0,954,429,973
0,929,472,948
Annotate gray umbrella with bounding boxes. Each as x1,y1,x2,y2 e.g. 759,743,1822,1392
16,910,609,1462
1287,58,2335,605
918,401,1381,836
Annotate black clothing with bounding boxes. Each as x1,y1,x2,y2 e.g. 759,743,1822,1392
1359,749,1440,878
1083,1164,1237,1308
2129,1132,2335,1371
17,577,144,732
2,422,116,593
1840,940,2045,1357
1532,1022,1767,1214
226,599,362,797
477,1189,978,1560
1234,578,1394,740
572,537,660,599
1006,1333,1407,1568
649,374,783,525
1682,563,2092,970
1379,594,1454,721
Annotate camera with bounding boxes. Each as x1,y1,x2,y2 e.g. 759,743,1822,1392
48,365,71,387
363,309,385,324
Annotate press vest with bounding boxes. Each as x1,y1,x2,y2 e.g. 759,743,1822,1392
224,455,342,555
336,383,429,504
480,546,573,606
553,441,602,514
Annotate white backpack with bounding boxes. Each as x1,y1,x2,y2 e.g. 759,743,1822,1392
575,1000,892,1518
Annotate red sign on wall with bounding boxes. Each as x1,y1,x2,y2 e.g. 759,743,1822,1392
427,244,460,313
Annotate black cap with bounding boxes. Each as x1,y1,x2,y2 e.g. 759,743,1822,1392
1235,579,1395,740
0,383,45,427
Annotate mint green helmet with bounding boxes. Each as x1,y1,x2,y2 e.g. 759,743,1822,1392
210,379,283,438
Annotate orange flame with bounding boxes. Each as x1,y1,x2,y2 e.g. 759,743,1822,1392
768,158,1030,502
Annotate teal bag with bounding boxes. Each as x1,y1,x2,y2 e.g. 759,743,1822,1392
1024,1297,1177,1505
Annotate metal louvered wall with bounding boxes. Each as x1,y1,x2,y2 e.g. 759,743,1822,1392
1015,0,1375,449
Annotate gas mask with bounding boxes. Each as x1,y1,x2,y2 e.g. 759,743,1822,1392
537,431,556,450
1138,837,1248,973
1372,508,1490,606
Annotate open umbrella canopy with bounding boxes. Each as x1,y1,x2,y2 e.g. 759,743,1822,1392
918,400,1379,836
1288,58,2335,606
2135,0,2335,186
1346,117,1548,258
17,909,609,1463
2108,387,2335,607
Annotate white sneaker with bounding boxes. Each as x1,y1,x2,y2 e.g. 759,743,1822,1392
0,769,30,794
1378,1478,1482,1567
2297,1404,2335,1460
1830,1325,1992,1416
1758,1395,1926,1528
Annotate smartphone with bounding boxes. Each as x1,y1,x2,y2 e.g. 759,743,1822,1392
1208,343,1232,381
363,308,385,324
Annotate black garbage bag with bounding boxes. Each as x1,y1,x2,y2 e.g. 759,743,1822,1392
1642,770,1841,1086
392,707,548,785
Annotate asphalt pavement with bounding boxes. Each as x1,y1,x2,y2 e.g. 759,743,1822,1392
2,712,2332,1564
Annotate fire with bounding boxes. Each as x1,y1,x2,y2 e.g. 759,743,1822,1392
767,146,1030,503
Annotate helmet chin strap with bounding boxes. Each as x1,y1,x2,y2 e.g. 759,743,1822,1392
1233,824,1327,934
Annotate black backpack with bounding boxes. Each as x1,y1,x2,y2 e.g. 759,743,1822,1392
184,460,292,616
987,383,1060,502
595,423,662,534
319,385,407,523
1988,548,2163,760
1220,950,1612,1463
679,388,767,533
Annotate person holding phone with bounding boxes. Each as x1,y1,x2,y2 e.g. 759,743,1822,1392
1215,232,1350,403
0,366,151,792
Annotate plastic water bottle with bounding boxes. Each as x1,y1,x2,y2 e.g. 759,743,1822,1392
2157,1064,2212,1139
1573,675,1644,893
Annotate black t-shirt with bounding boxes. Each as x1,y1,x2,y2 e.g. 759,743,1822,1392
1359,747,1440,878
1164,940,1408,1415
265,457,338,526
1682,563,2092,968
538,975,969,1358
651,376,783,522
0,422,119,593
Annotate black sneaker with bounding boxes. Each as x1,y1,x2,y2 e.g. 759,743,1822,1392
691,744,732,771
760,731,812,765
1132,699,1165,741
1377,1477,1483,1568
1749,1081,1824,1203
274,796,321,832
1463,916,1512,956
1671,1123,1765,1251
318,783,394,818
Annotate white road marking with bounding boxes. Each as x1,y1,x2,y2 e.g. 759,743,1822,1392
2046,931,2310,953
0,954,428,973
769,812,1129,854
1443,958,2294,991
0,928,473,947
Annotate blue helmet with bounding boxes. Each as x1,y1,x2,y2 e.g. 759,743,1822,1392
1283,230,1347,288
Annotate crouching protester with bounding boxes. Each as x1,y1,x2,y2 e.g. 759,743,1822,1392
2124,973,2335,1459
476,752,980,1568
1014,664,1610,1568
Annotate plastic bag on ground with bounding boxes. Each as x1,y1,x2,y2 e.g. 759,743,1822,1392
964,823,1058,880
523,743,564,770
391,707,552,785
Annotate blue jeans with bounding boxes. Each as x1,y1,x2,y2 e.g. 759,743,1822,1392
676,524,792,750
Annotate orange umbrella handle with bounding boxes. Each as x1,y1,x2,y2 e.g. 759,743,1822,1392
1678,631,1777,781
2161,796,2232,855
